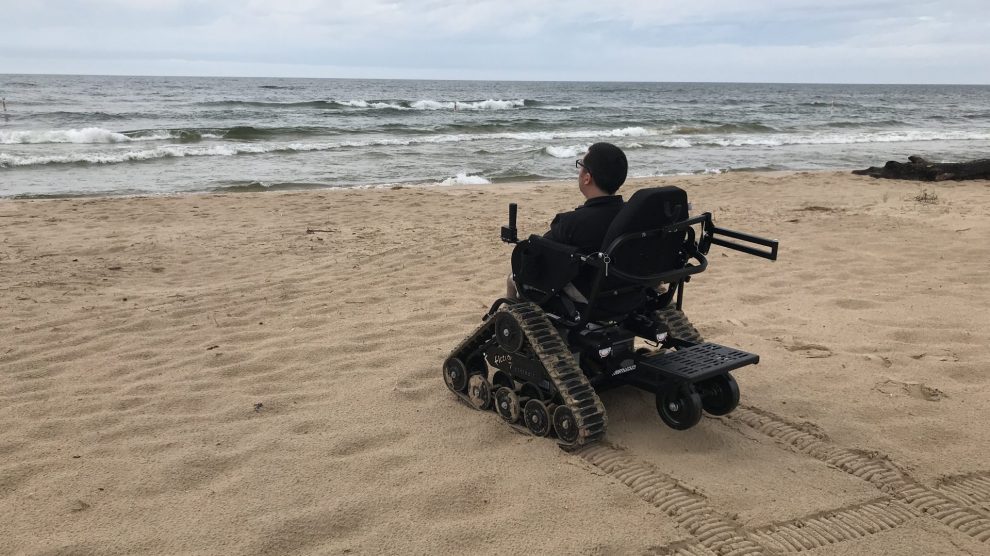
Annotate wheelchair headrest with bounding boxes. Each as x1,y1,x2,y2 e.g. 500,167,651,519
601,186,689,249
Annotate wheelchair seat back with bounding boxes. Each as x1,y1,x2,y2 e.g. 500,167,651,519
601,186,690,283
585,186,690,319
511,186,693,323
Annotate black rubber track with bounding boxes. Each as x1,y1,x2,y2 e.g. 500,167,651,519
445,301,608,448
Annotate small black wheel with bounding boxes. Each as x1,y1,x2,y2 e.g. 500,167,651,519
656,384,703,430
494,311,525,353
523,399,551,437
494,387,521,423
467,375,493,410
552,405,580,444
698,374,740,416
443,357,469,393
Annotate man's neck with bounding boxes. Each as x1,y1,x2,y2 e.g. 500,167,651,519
582,186,610,200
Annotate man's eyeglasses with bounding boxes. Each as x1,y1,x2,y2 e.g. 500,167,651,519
575,159,592,178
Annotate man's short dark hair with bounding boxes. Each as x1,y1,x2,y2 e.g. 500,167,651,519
584,142,628,194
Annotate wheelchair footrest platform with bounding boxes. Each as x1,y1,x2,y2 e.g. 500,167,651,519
638,342,759,383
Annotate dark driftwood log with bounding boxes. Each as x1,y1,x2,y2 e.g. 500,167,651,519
853,156,990,181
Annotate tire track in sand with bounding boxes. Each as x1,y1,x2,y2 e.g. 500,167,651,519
659,497,919,554
725,406,990,543
575,443,766,556
935,471,990,509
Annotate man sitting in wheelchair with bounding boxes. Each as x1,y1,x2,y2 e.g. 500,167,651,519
444,143,779,447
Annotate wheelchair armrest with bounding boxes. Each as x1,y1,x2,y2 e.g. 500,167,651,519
603,246,708,284
599,224,707,285
511,235,584,304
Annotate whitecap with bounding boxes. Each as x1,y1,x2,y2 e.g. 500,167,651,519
1,127,132,144
544,145,588,158
439,172,491,186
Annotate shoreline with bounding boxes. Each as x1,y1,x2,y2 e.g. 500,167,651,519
2,170,988,554
1,168,843,201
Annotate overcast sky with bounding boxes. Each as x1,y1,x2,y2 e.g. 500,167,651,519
1,0,988,83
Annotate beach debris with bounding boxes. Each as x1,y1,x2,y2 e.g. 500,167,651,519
913,189,939,204
253,402,265,412
69,499,91,512
305,228,336,234
853,155,990,181
206,345,219,351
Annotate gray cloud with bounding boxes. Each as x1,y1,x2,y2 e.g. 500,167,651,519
1,0,988,82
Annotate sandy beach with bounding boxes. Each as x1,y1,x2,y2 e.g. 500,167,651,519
2,171,989,555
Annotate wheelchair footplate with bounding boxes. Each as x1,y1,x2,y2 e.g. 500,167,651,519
637,342,759,383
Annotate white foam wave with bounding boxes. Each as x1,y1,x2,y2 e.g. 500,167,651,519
334,98,527,111
657,138,692,148
411,99,525,111
2,127,128,144
544,145,588,158
539,105,574,111
701,129,990,147
439,172,491,186
338,100,407,110
0,127,195,145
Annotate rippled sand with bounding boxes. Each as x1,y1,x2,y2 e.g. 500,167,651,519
2,172,989,554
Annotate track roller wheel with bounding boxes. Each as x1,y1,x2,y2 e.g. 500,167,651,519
494,387,521,423
552,405,580,444
494,311,525,353
443,357,469,393
523,399,551,437
467,375,493,410
656,384,703,430
698,373,740,416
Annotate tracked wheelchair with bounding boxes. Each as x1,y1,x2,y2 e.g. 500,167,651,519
443,186,778,448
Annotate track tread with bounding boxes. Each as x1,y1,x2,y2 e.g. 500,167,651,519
446,301,608,447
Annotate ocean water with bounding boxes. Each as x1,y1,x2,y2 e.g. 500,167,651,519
2,75,990,198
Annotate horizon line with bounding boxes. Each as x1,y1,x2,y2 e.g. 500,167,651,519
2,71,988,87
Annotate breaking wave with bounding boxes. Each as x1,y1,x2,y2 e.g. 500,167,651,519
0,127,224,144
197,98,538,111
544,145,588,158
2,127,144,144
440,172,491,186
673,123,778,134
